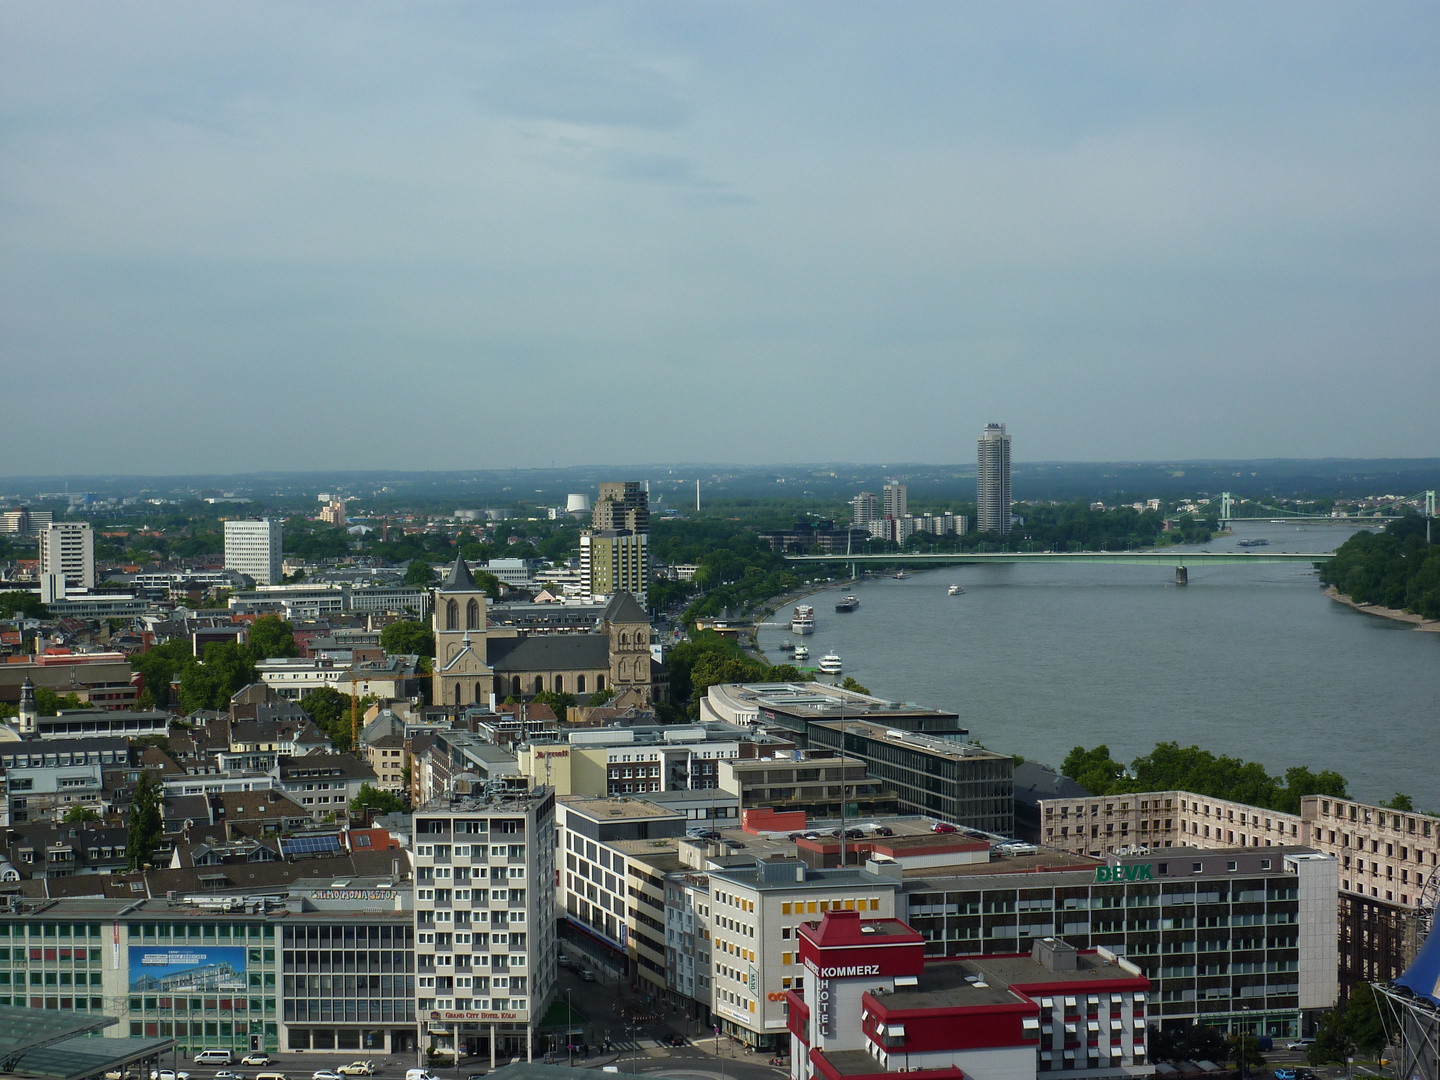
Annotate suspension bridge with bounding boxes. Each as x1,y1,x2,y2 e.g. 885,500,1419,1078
1217,488,1436,526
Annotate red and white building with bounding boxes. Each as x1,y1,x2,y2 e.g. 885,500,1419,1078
787,910,1152,1080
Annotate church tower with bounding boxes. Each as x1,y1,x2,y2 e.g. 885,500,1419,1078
18,677,37,736
600,592,652,704
432,556,493,711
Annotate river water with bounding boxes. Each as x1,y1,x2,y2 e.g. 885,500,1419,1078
756,522,1440,810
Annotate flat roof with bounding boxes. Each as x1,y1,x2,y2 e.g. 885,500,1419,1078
559,795,684,821
885,951,1140,1011
811,719,1011,762
708,682,960,722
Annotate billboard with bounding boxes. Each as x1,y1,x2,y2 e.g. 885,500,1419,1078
129,946,247,993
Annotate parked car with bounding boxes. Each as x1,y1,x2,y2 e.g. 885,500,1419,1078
338,1065,375,1078
557,954,572,967
1296,1069,1317,1080
1274,1068,1297,1080
932,822,958,834
874,826,894,836
580,969,597,982
150,1072,191,1080
845,828,865,839
240,1058,272,1069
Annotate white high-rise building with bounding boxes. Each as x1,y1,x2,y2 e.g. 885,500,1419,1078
882,482,907,520
850,492,879,527
977,423,1012,535
37,521,94,592
413,786,557,1064
224,518,284,585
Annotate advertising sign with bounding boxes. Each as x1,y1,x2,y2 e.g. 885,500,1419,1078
129,945,247,993
1095,864,1154,883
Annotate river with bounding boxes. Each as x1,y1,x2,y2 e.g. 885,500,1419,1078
755,522,1440,810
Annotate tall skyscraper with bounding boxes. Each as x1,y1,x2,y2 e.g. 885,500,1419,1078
581,530,649,603
851,491,879,527
37,521,94,592
588,482,650,600
883,482,908,520
977,423,1012,535
592,481,649,534
224,518,284,585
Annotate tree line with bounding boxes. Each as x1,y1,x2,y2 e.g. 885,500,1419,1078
1319,513,1440,620
1061,742,1349,815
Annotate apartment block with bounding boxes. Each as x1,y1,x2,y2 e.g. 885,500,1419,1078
38,521,94,592
412,786,558,1063
224,519,284,586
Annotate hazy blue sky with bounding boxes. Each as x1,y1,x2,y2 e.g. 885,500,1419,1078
2,2,1437,475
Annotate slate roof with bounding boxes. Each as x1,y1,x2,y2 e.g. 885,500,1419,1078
487,634,610,673
601,591,647,625
440,555,480,593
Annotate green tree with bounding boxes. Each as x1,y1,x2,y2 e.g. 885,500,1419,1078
300,686,350,746
129,638,195,709
63,805,100,824
0,591,47,619
247,615,299,660
34,687,84,716
840,676,871,695
1309,984,1387,1064
349,783,406,816
1061,745,1127,795
179,640,258,712
405,560,438,587
1380,792,1414,811
380,620,435,658
586,685,616,706
532,690,577,721
126,772,163,870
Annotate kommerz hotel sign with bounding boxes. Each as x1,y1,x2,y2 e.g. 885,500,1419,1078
1095,864,1154,883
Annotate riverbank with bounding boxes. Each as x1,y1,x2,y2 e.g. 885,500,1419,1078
748,578,854,664
1324,585,1440,632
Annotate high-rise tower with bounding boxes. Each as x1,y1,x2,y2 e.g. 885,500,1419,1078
977,423,1012,535
883,483,908,520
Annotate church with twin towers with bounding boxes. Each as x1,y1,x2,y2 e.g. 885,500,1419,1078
429,555,655,712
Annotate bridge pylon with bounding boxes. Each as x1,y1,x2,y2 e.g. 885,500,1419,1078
1220,492,1233,526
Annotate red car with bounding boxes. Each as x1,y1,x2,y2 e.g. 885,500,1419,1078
932,822,958,834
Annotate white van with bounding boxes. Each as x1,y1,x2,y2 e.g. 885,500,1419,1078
194,1051,233,1066
406,1071,439,1080
253,1072,291,1080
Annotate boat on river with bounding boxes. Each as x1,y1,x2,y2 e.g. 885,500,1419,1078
818,653,843,675
948,584,965,595
835,595,859,612
791,605,815,634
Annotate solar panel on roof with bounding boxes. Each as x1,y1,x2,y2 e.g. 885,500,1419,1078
280,834,342,856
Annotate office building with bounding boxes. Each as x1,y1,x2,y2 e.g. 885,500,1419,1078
38,521,94,593
883,483,908,520
224,519,284,586
807,720,1015,836
703,682,968,741
592,481,649,534
901,846,1338,1038
319,499,346,528
787,912,1152,1080
0,885,416,1058
580,529,649,603
515,720,770,798
851,492,879,527
704,858,905,1048
1039,790,1440,995
978,423,1012,535
412,785,558,1063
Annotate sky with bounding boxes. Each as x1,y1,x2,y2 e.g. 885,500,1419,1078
2,2,1438,475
